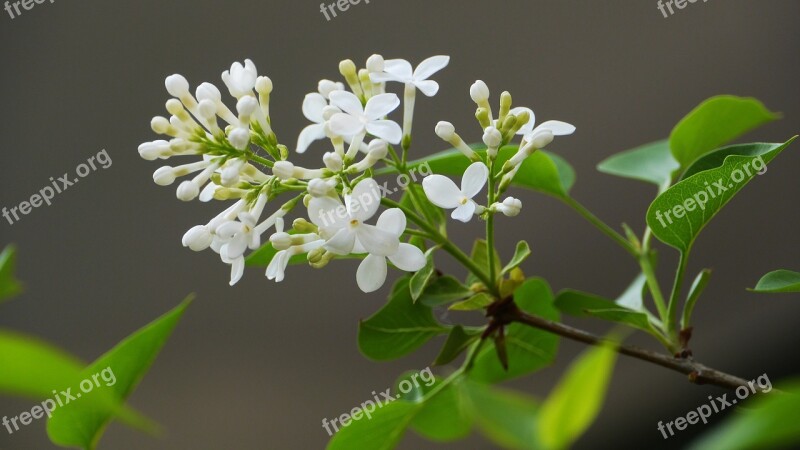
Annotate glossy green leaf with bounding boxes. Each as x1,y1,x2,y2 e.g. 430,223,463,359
418,276,472,308
670,96,779,169
502,241,531,275
538,343,618,450
597,140,679,191
449,293,494,312
433,326,482,366
469,278,560,383
646,139,796,253
47,298,192,449
359,277,448,361
0,330,85,399
554,290,657,334
245,231,307,267
409,249,436,302
409,378,473,442
690,379,800,450
326,400,421,450
464,380,541,449
384,146,575,198
0,245,23,302
749,270,800,294
682,269,712,328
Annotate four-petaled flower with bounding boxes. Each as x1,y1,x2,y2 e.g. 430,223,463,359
328,92,402,144
422,162,489,223
370,56,450,97
356,208,425,293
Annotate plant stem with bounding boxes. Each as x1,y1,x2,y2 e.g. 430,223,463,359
486,159,498,286
638,232,669,327
561,196,637,256
666,250,689,338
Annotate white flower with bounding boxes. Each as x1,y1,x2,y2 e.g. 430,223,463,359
356,208,425,293
308,178,399,256
221,59,258,98
495,197,522,217
296,93,331,154
266,218,325,282
513,107,575,147
422,162,488,223
328,92,402,145
369,56,450,97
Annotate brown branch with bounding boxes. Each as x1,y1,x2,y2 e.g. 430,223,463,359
494,303,751,390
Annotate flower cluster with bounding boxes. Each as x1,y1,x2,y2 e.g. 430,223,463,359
138,55,573,292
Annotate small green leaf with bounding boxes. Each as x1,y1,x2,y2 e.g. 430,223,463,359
682,269,712,328
646,139,796,253
749,270,800,294
502,241,531,275
358,277,448,361
409,249,436,302
469,278,560,383
614,273,648,312
670,95,779,169
597,140,679,191
434,326,482,366
326,400,421,450
690,378,800,450
409,378,474,442
463,380,541,449
47,298,193,449
417,276,472,308
449,293,494,311
467,240,501,287
555,290,659,335
0,245,23,302
538,343,618,450
245,232,307,267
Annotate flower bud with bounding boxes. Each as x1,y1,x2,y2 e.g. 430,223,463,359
530,129,554,149
323,152,343,172
153,166,176,185
176,180,200,201
165,74,190,98
139,140,170,161
196,82,222,102
255,76,273,95
497,197,522,217
318,80,343,99
366,54,385,73
182,225,213,251
435,121,456,141
270,232,293,251
308,178,336,197
367,139,388,160
228,127,250,150
470,80,490,104
273,161,295,180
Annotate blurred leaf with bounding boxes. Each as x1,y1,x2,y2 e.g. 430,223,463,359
597,140,679,191
646,139,796,253
409,377,474,442
464,380,541,449
449,293,494,312
502,241,531,275
245,231,307,267
682,269,712,328
615,273,648,312
409,249,436,302
670,95,779,169
383,147,575,199
690,379,800,450
555,290,659,335
749,270,800,294
326,400,421,450
359,277,448,361
538,343,618,450
434,326,482,366
47,298,193,449
0,245,23,302
469,278,559,383
418,276,472,308
0,330,85,399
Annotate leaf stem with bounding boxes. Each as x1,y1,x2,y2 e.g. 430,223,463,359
561,196,637,257
666,250,689,338
486,159,498,287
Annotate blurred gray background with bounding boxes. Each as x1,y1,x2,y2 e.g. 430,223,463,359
1,0,798,448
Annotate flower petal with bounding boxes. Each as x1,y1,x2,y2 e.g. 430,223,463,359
356,254,388,293
413,55,450,80
388,243,426,272
356,223,399,257
296,123,327,154
229,256,245,286
460,162,489,199
330,113,365,138
328,91,364,116
451,201,476,223
366,120,402,144
308,196,345,227
414,80,440,97
364,93,400,120
302,93,328,123
324,227,357,255
537,120,576,136
376,208,406,238
369,72,401,83
349,179,381,222
266,251,290,282
510,107,536,135
383,59,414,81
422,175,463,209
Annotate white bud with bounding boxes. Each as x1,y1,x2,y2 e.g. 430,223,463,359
367,139,388,160
165,74,190,97
151,116,172,134
228,127,250,150
182,225,213,251
139,140,170,161
153,166,176,185
323,152,343,172
197,99,217,119
530,129,555,149
470,80,490,104
165,99,186,117
483,126,503,148
322,105,341,121
497,197,522,217
272,161,295,180
270,232,293,251
308,178,336,197
236,96,259,117
366,54,385,73
221,159,245,187
435,121,456,141
176,180,200,201
255,76,273,95
318,80,344,99
196,82,222,102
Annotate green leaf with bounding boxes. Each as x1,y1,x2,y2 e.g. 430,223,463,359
467,240,502,287
417,276,472,308
326,400,421,450
670,95,779,169
749,270,800,294
400,183,445,230
690,378,800,450
469,278,560,383
0,245,23,302
245,231,307,267
409,249,436,302
47,298,193,449
682,269,712,328
0,330,85,399
646,139,796,253
433,326,482,366
554,290,658,334
502,241,531,275
449,293,494,312
386,146,575,198
358,277,448,361
538,343,618,450
597,140,679,191
615,273,648,312
409,378,473,442
463,380,541,449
